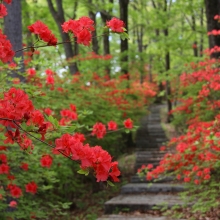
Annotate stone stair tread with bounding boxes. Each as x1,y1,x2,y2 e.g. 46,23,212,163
121,183,185,194
104,194,187,214
97,214,186,220
105,194,184,205
130,175,175,183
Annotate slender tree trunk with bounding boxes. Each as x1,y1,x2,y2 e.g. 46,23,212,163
191,13,198,57
163,0,172,122
89,0,99,54
101,12,111,76
47,0,78,74
200,7,204,57
204,0,220,58
119,0,129,75
4,0,24,81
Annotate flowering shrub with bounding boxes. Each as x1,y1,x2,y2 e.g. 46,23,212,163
0,2,158,219
138,54,220,214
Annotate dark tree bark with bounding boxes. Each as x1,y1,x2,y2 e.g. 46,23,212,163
4,0,25,81
200,7,204,57
100,11,111,56
47,0,78,74
100,0,113,76
88,0,99,54
119,0,129,75
163,0,172,122
191,12,198,57
205,0,220,58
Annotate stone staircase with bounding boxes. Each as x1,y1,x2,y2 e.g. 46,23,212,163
98,105,186,220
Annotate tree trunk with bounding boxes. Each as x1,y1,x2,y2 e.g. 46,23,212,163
4,0,24,80
205,0,220,58
89,11,99,54
119,0,129,75
191,12,198,57
47,0,78,74
89,0,99,54
163,0,172,122
200,7,204,57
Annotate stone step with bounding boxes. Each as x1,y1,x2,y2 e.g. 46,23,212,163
136,143,163,148
130,175,175,183
136,155,165,159
104,194,186,214
97,214,186,220
136,139,168,144
136,150,166,154
121,183,185,194
137,133,167,137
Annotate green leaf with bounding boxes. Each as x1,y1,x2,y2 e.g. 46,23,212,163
77,169,89,176
120,32,129,40
107,180,115,187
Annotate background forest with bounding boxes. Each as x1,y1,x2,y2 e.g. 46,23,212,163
0,0,220,219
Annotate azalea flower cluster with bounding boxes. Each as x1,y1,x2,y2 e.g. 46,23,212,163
91,119,133,139
0,30,15,63
28,20,58,46
0,0,11,18
0,87,121,183
55,133,120,182
0,146,38,200
170,59,220,124
138,58,220,185
140,119,220,185
0,88,51,144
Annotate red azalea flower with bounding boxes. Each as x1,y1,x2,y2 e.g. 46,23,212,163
25,182,38,194
27,68,36,76
106,17,125,33
40,155,53,168
0,154,7,163
108,121,118,131
0,163,9,174
0,30,15,63
0,4,7,18
44,108,53,116
9,185,22,198
92,122,106,139
76,29,92,46
123,118,133,129
20,162,29,171
9,201,17,208
28,20,57,46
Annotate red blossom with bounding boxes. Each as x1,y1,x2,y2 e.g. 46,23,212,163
28,20,57,46
0,163,9,174
106,17,125,33
123,118,133,129
0,29,15,63
20,162,29,171
9,201,17,208
92,122,106,139
40,155,53,168
0,4,7,18
25,182,38,194
8,184,22,198
108,121,118,131
76,29,92,46
0,154,7,163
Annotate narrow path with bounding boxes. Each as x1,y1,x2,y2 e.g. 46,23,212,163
98,104,186,220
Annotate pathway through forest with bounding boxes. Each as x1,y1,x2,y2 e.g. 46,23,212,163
98,104,187,220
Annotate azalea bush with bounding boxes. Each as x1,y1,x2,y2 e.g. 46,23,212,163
138,50,220,216
0,1,158,219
